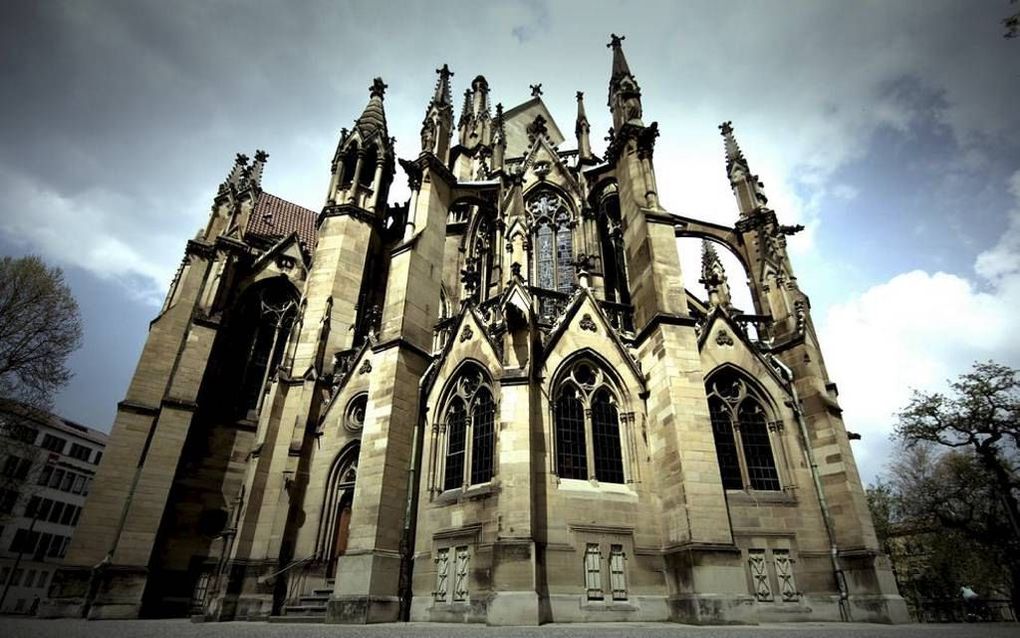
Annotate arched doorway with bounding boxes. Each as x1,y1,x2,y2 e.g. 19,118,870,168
320,443,359,579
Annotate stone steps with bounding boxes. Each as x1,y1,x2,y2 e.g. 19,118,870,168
268,580,334,623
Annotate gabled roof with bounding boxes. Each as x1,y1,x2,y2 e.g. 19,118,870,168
502,97,566,158
246,192,318,252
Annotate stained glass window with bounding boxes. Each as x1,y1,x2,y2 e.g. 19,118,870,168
536,224,555,290
444,399,466,491
556,225,574,293
591,389,624,484
555,386,587,480
470,388,495,485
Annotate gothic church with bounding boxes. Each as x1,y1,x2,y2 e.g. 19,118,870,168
44,36,906,625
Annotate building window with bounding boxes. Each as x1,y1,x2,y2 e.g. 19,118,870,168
554,360,628,484
68,443,91,462
37,465,52,486
609,545,628,600
92,451,103,465
748,549,773,601
772,549,798,601
40,434,66,454
2,455,31,479
453,546,470,602
709,398,743,490
343,394,367,432
584,543,603,600
36,571,48,590
705,370,782,491
438,365,496,492
434,548,450,601
527,191,575,294
0,488,17,514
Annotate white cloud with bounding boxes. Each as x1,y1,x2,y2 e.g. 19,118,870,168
0,169,189,304
821,170,1020,483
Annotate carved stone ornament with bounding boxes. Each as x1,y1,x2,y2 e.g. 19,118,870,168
715,330,735,346
358,359,373,375
579,313,597,333
461,324,474,342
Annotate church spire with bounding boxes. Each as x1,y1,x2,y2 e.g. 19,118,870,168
492,102,506,171
355,78,389,142
421,64,454,161
244,149,269,192
459,76,492,149
718,120,767,217
607,33,643,129
575,91,594,164
219,153,249,194
699,239,733,311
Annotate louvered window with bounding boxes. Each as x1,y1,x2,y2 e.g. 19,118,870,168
584,543,603,600
609,545,627,600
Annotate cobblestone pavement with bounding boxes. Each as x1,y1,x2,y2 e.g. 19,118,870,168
1,619,1018,638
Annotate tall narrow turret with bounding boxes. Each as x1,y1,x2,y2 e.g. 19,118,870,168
420,64,454,162
719,121,767,217
607,33,643,130
699,239,733,310
575,91,594,164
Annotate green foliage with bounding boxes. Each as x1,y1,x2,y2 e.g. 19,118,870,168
877,361,1020,610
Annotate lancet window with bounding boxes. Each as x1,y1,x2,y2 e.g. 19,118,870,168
438,365,496,492
705,370,782,491
528,191,575,294
553,360,629,484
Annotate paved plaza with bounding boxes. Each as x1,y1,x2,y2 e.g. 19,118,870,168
0,619,1018,638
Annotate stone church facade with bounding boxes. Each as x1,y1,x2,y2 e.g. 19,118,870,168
43,36,906,625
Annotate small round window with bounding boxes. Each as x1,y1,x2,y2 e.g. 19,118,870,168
344,394,367,432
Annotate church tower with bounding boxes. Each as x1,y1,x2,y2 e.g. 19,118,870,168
46,36,905,626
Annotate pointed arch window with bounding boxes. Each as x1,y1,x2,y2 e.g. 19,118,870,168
437,365,497,492
528,192,575,294
554,360,630,484
705,371,782,491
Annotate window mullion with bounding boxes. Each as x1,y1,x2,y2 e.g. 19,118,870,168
583,406,596,482
463,410,474,489
730,410,751,490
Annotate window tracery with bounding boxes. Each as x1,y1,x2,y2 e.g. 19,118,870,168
553,360,628,484
705,370,782,491
437,365,496,492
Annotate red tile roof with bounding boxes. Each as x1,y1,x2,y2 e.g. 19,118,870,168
246,192,318,252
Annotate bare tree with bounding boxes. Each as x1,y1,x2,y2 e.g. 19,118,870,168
0,255,83,410
1007,0,1019,39
0,255,82,524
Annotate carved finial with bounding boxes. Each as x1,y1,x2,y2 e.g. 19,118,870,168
607,33,625,48
432,64,454,106
530,83,543,97
254,149,269,163
369,77,388,98
576,91,584,101
719,120,743,164
700,240,732,310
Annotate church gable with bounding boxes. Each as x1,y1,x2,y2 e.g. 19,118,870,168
540,290,643,393
699,311,789,397
502,97,566,158
426,308,503,407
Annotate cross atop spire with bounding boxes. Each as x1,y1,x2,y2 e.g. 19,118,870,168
530,83,543,97
369,77,388,99
607,33,632,80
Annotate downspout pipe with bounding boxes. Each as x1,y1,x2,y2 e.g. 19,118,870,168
769,355,851,621
398,356,438,621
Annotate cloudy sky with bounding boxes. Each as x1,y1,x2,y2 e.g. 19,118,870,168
2,1,1018,484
